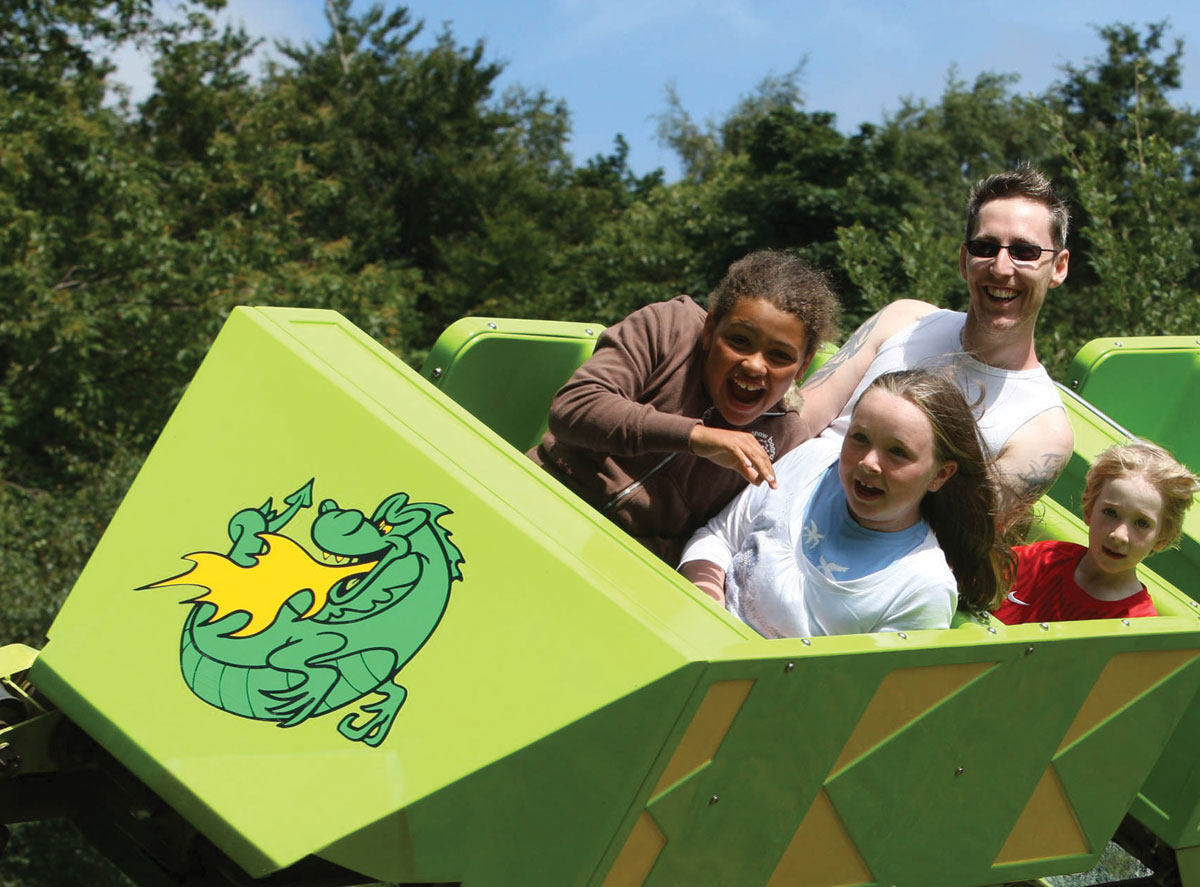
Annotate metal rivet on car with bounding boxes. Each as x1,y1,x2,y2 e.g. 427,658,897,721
1115,340,1123,347
1025,646,1034,655
955,767,964,776
709,795,720,805
784,662,794,673
487,321,498,329
585,328,595,336
1040,622,1050,630
801,638,812,646
897,632,908,640
987,627,997,634
1071,379,1080,389
431,367,442,379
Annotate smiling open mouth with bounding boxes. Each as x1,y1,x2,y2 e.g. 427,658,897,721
985,287,1019,302
728,377,765,405
853,479,884,501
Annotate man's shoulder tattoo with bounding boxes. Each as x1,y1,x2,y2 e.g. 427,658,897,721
1011,452,1068,502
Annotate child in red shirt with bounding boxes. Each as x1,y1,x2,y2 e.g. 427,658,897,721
994,441,1198,624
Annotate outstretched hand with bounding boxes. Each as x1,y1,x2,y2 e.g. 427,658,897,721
688,425,777,489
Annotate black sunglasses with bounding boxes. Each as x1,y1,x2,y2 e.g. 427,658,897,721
964,239,1059,263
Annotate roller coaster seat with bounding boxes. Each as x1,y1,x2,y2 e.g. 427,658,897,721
421,317,606,454
1051,336,1200,601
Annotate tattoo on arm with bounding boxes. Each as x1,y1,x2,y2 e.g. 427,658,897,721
1014,453,1067,501
997,452,1068,533
802,311,882,391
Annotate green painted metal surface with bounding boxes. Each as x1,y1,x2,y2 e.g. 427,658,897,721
1065,336,1200,471
420,316,605,453
31,307,735,880
24,312,1200,886
1056,337,1200,853
1056,336,1200,600
596,623,1200,887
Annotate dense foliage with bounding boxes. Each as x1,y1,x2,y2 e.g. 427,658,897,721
2,3,1198,883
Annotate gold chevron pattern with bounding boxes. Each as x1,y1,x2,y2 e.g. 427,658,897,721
601,649,1197,886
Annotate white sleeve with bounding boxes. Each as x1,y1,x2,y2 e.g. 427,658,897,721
872,556,957,633
678,473,773,571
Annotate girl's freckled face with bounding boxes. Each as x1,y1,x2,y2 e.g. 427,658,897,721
701,298,809,427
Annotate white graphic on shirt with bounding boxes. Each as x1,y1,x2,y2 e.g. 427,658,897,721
803,519,824,549
1006,591,1030,606
818,555,849,580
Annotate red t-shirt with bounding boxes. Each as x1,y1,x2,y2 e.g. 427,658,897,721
992,540,1158,625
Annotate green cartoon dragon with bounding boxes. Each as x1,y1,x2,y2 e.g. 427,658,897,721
147,480,464,747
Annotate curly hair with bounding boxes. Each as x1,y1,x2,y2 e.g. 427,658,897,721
966,165,1071,249
707,250,840,365
1082,441,1200,550
863,370,1012,612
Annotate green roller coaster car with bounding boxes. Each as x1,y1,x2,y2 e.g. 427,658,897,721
2,307,1199,887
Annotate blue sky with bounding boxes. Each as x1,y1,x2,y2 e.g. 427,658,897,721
113,1,1200,180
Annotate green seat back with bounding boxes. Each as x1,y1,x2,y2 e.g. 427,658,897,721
1051,338,1200,602
801,341,839,381
421,318,605,454
1067,336,1200,471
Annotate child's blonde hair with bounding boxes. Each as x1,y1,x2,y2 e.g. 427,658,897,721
1082,442,1200,550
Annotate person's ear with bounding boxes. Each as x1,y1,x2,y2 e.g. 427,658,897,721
928,460,958,492
794,351,814,382
701,313,716,351
1049,247,1070,288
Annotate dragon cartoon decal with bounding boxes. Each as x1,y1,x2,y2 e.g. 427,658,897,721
144,480,465,747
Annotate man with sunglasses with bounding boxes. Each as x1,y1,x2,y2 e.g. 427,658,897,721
798,166,1073,528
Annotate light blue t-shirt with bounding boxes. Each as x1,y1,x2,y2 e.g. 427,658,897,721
801,464,928,580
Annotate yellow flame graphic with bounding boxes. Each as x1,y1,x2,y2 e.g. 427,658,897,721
150,533,378,637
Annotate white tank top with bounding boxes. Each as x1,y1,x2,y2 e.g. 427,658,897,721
822,310,1063,459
